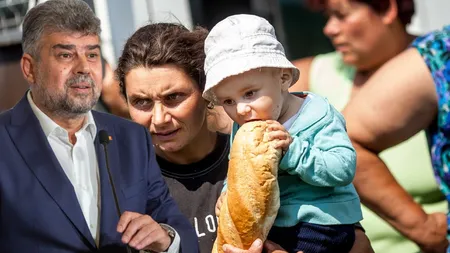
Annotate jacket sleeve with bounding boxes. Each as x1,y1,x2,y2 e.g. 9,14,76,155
280,107,356,187
143,127,199,253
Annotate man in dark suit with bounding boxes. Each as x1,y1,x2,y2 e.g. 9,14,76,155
0,0,198,252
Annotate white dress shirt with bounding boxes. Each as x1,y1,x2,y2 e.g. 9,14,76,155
28,92,100,245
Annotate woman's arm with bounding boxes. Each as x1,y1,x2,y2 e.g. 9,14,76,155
343,48,448,252
343,48,437,151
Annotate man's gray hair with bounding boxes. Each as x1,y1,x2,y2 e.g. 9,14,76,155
22,0,101,58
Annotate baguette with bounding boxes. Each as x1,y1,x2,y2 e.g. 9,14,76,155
212,121,281,253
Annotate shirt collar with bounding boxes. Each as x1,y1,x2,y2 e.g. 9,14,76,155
27,90,97,139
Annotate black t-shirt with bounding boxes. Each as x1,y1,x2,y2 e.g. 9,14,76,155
157,133,229,253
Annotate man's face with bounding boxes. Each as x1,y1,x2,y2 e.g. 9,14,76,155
28,32,102,117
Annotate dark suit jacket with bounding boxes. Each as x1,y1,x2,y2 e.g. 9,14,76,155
0,95,199,253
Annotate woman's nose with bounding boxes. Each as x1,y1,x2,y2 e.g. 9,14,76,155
323,17,340,38
151,103,170,125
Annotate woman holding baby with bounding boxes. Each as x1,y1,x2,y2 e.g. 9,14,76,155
116,21,373,253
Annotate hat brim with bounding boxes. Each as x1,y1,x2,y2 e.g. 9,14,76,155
203,53,300,103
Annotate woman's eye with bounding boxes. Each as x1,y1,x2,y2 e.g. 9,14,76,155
165,93,185,105
335,12,346,20
133,99,152,108
167,93,181,101
326,10,347,20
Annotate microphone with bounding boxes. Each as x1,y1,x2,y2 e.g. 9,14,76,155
99,130,133,253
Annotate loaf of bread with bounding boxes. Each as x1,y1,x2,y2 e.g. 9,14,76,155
212,121,281,253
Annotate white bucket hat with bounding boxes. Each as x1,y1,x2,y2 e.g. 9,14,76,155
202,14,300,103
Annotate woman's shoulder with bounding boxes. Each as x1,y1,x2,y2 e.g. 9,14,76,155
309,51,355,90
291,52,355,111
291,52,355,90
291,52,348,93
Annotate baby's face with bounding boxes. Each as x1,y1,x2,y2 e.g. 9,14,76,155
213,68,285,126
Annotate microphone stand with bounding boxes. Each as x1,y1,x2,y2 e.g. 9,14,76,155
100,130,134,253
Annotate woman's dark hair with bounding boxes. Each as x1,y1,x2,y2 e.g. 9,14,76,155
307,0,415,26
116,23,208,99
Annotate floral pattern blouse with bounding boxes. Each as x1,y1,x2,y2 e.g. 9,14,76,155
412,25,450,238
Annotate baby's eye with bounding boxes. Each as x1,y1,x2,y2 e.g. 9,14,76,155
244,91,255,98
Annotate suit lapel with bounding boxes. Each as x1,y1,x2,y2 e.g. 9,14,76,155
7,95,97,249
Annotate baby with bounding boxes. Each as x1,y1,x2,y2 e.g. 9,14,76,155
203,14,363,253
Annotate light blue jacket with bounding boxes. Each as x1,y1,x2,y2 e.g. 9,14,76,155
228,92,363,227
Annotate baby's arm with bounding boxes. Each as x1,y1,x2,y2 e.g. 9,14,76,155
280,105,356,187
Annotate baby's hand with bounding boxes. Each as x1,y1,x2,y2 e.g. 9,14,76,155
266,120,292,151
215,191,227,217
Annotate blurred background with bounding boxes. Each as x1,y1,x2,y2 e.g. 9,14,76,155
0,0,449,112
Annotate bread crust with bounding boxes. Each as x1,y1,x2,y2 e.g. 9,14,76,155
212,121,281,253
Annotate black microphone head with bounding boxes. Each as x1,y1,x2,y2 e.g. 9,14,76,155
99,130,110,145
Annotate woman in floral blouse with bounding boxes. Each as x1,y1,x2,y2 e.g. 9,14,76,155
343,25,450,253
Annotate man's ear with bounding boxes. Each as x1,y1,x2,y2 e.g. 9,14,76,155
381,0,399,25
280,68,293,91
21,53,37,84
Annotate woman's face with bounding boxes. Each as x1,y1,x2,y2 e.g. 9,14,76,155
125,64,208,153
323,0,391,70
